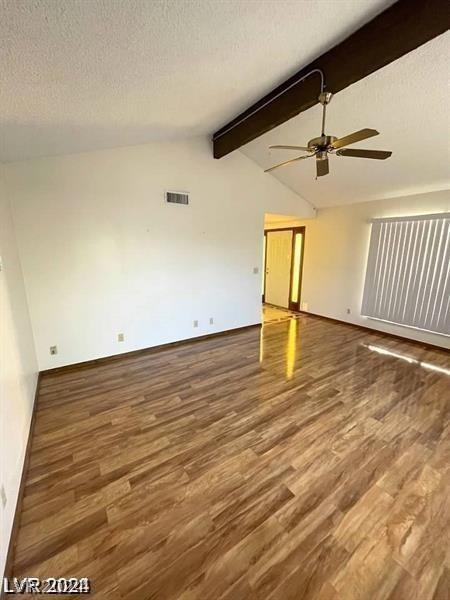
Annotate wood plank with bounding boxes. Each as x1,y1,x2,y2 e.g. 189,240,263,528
9,312,450,599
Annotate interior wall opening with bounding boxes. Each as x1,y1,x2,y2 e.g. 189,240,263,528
263,213,305,323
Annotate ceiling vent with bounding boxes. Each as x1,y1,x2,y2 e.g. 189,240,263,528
165,191,189,205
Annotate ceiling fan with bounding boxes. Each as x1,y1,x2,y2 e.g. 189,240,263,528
265,92,392,178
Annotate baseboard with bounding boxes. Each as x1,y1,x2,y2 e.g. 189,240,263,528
2,373,41,592
0,314,444,592
41,323,262,376
1,322,261,588
299,311,448,353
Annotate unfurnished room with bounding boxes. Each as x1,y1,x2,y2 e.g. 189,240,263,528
1,0,449,598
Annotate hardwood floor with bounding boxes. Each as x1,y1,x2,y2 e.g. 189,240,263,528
11,315,450,599
262,304,298,323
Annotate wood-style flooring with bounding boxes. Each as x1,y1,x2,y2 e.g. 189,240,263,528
262,304,298,324
11,314,450,599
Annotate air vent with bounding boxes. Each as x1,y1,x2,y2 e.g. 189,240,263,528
165,191,189,205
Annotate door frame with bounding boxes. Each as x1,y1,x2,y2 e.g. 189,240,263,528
262,226,306,312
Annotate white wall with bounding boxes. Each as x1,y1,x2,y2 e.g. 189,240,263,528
4,137,314,370
289,190,450,348
0,169,38,577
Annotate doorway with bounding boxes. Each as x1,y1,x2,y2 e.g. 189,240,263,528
263,227,305,312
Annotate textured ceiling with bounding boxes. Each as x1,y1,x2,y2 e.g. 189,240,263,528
241,33,450,208
0,0,393,162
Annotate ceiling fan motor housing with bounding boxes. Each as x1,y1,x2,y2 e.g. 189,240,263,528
308,135,337,151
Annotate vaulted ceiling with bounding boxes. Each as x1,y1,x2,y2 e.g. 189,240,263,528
241,33,450,207
1,0,393,162
2,0,447,210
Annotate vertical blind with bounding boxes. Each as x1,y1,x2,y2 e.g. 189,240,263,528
361,213,450,336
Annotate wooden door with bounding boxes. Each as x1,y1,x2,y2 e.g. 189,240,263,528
265,230,293,308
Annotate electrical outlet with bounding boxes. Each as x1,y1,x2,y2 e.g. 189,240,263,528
346,308,351,314
301,302,308,311
253,267,259,274
118,333,124,342
193,320,199,328
50,345,57,355
1,484,6,508
209,317,214,325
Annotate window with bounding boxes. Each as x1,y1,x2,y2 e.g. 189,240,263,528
361,213,450,336
290,232,303,304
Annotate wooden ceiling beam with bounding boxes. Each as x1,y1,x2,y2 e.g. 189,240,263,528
212,0,448,158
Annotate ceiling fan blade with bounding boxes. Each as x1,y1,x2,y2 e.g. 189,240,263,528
336,148,392,160
316,156,329,177
269,145,311,151
331,128,379,150
264,153,313,173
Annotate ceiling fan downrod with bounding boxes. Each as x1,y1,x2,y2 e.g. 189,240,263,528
318,91,333,137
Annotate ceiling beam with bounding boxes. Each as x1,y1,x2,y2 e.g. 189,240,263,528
212,0,448,158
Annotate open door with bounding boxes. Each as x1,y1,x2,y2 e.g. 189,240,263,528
265,230,293,308
263,227,305,311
